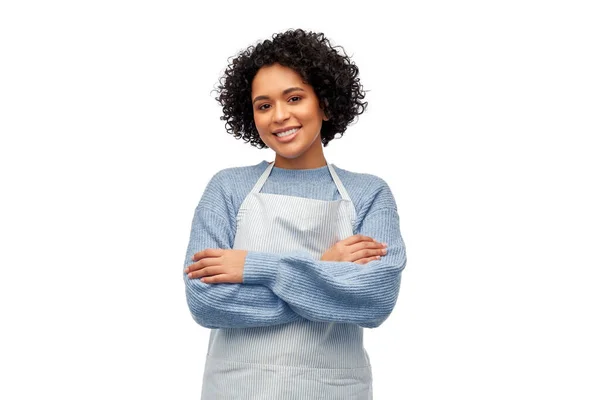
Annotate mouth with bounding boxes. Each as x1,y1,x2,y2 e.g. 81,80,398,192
273,127,300,142
273,126,300,136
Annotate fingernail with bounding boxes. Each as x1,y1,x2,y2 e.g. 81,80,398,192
187,273,192,278
185,268,189,273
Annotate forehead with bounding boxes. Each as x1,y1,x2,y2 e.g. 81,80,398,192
251,63,308,95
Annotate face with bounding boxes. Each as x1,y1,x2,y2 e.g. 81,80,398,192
251,63,329,169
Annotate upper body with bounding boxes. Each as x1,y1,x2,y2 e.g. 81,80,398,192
183,160,407,329
183,28,407,331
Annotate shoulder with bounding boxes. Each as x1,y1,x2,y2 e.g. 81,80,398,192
209,160,268,181
332,164,390,190
197,161,269,216
331,164,398,216
205,161,269,195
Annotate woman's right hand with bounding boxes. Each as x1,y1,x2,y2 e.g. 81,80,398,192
320,234,387,264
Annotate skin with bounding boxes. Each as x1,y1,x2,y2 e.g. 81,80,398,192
185,63,386,283
185,236,387,283
251,63,329,170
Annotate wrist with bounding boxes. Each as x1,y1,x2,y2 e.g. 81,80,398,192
243,251,280,286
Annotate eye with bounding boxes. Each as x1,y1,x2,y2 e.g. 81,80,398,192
289,96,301,102
258,103,271,111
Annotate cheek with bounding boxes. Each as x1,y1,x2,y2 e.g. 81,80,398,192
300,104,324,123
253,117,271,141
253,114,267,132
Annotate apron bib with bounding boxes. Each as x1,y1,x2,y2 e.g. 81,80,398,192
201,162,373,399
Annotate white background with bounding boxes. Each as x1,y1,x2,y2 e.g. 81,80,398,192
1,1,598,399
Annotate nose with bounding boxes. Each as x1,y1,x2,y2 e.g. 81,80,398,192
272,102,290,123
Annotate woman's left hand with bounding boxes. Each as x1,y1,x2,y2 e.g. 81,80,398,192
185,249,248,284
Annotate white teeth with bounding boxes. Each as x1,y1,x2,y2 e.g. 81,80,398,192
275,128,299,137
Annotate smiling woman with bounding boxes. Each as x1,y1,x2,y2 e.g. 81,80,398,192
182,28,407,399
251,64,329,169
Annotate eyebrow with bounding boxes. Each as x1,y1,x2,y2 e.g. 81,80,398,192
252,87,305,105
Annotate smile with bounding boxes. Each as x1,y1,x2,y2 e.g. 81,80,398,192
274,128,299,137
273,127,300,143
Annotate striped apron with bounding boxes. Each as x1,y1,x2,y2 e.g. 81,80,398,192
200,161,373,399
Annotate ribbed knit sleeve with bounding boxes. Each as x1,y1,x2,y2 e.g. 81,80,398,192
183,173,301,329
243,183,407,328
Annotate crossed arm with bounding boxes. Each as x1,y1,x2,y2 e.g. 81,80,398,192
183,205,405,329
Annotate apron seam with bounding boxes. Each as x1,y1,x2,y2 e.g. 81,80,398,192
206,355,372,371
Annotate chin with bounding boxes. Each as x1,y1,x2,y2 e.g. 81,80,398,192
274,150,305,160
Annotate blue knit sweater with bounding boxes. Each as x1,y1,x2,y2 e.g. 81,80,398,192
183,160,407,329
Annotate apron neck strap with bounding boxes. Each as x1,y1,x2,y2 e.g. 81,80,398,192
327,163,351,201
251,161,351,201
250,162,275,194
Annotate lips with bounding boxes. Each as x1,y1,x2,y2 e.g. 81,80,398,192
273,127,300,143
273,126,301,135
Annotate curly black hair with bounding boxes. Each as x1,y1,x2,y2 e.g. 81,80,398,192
214,28,368,148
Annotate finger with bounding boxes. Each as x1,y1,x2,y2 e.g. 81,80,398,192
348,240,385,254
341,234,376,246
192,248,223,262
193,248,223,261
349,247,387,261
186,257,222,273
355,255,381,265
189,266,223,279
201,274,229,284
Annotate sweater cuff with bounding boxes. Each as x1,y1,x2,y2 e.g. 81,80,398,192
243,251,280,286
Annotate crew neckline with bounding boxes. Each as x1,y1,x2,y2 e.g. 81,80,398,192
269,161,329,171
259,160,334,181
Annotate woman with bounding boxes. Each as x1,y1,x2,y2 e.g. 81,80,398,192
183,28,407,399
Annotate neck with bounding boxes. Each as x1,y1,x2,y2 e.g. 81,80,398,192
273,141,327,170
274,155,327,170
